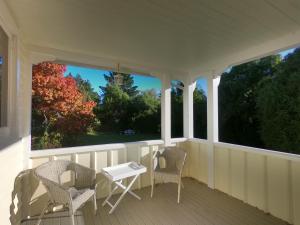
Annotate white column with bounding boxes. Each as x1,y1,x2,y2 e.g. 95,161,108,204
22,52,56,169
8,36,19,138
161,75,171,146
183,80,196,139
207,74,220,189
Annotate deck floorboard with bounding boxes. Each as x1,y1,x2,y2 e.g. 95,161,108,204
23,178,287,225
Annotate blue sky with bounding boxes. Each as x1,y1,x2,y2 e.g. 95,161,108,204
64,48,296,97
64,65,162,95
279,48,295,58
64,65,209,95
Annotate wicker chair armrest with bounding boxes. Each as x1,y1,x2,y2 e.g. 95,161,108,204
35,175,71,205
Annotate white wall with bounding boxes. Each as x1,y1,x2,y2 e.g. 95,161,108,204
0,0,31,224
0,140,24,225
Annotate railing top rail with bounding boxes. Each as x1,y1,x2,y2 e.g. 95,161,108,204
29,137,300,162
30,139,164,158
215,141,300,162
189,138,209,144
170,137,188,143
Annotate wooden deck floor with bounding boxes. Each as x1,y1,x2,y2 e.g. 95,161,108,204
23,178,287,225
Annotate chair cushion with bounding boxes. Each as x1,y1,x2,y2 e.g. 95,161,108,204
154,168,180,183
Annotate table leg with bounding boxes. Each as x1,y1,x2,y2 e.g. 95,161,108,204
115,181,141,200
109,174,139,214
102,183,119,207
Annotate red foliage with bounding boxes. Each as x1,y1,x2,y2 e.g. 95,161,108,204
32,62,96,134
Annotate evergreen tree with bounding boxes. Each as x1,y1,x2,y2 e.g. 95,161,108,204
72,74,100,102
98,84,130,131
100,72,138,97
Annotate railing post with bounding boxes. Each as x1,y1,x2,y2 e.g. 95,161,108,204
183,78,196,139
207,73,220,189
21,58,33,170
161,74,171,146
90,151,97,170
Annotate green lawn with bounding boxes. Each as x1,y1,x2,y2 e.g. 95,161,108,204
74,131,161,146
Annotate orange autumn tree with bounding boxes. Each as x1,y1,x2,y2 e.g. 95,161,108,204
32,62,96,146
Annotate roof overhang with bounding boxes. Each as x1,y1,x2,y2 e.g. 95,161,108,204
5,0,300,79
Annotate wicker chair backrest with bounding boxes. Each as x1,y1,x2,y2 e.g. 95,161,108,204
159,147,187,171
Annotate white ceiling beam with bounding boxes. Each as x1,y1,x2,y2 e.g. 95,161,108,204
27,44,188,80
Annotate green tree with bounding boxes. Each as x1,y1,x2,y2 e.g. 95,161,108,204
98,71,161,134
219,55,280,148
31,63,96,149
72,74,100,102
98,84,130,131
98,72,138,132
256,49,300,154
171,80,184,138
193,88,207,139
72,74,102,131
130,90,161,134
100,72,138,97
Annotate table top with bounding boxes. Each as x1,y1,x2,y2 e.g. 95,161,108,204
101,162,147,181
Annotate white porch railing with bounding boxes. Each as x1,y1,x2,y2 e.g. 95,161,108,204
27,139,165,218
186,139,300,225
30,140,164,189
27,138,300,225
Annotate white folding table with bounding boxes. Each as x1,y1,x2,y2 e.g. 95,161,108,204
101,162,147,214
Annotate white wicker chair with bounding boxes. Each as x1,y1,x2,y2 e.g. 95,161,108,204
34,160,98,225
150,147,187,203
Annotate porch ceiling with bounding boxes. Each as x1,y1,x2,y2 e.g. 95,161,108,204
5,0,300,77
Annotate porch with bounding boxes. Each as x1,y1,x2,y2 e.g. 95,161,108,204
1,0,300,225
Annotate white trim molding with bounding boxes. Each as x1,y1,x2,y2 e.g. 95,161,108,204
183,78,196,139
207,73,221,189
30,51,56,64
161,74,172,146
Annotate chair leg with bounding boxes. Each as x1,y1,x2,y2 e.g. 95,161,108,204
93,193,98,214
151,178,155,198
70,213,75,225
177,180,181,204
36,201,49,225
